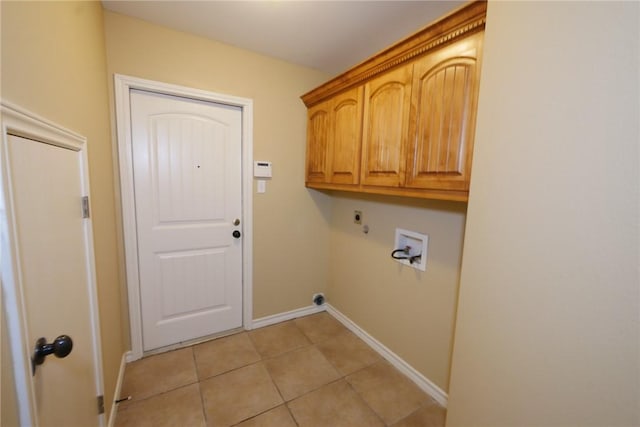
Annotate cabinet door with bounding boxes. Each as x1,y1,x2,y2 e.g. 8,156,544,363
305,100,331,183
361,64,413,187
329,87,363,184
406,32,483,191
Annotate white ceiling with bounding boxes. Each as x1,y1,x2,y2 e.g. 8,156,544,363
101,1,466,76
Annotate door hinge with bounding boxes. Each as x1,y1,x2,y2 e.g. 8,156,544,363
82,196,90,219
97,395,104,414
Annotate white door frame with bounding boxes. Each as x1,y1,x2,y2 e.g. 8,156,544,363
0,102,106,426
114,74,254,361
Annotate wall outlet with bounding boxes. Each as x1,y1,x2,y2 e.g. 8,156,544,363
354,210,362,224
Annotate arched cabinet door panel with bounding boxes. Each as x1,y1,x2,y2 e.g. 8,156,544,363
361,64,413,187
406,32,483,191
305,102,331,183
305,86,363,185
301,1,486,201
330,87,363,185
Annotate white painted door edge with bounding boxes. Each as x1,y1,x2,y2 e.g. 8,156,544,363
0,101,106,426
114,74,254,361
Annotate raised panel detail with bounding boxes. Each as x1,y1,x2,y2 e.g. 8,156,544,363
301,2,486,202
151,114,226,223
305,88,363,185
305,105,330,183
131,89,243,351
157,249,226,322
368,84,404,173
330,88,362,184
406,32,482,191
361,65,412,187
416,61,472,176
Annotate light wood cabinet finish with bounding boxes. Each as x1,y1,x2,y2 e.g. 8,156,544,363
302,1,486,202
330,87,363,184
305,101,331,183
305,87,363,184
361,64,412,187
406,32,483,191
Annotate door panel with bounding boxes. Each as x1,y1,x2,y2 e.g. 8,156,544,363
305,87,363,185
406,33,482,190
305,102,330,183
157,249,226,320
153,115,226,223
6,134,100,426
130,90,243,351
330,87,363,184
361,65,413,187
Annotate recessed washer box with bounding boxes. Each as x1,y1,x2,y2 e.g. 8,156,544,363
394,228,428,271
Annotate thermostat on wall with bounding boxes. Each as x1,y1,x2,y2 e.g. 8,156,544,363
254,161,272,178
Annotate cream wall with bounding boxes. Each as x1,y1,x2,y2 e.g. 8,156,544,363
102,11,331,323
447,2,639,426
328,194,466,391
103,10,465,397
1,0,124,420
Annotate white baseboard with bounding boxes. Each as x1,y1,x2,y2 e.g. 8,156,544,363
116,302,447,408
326,304,448,407
107,351,130,427
251,304,325,329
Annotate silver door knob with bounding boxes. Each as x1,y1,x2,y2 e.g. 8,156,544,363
233,218,240,226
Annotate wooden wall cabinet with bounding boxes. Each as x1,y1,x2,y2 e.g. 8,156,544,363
305,86,363,185
302,1,486,202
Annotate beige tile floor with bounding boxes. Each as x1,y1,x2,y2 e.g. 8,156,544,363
115,312,446,427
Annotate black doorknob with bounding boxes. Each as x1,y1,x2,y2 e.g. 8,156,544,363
32,335,73,375
232,230,241,239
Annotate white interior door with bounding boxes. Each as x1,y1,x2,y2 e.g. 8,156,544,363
1,126,104,427
130,89,243,351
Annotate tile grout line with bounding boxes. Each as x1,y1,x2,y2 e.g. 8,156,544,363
118,350,201,408
258,342,288,404
189,346,210,426
260,318,329,425
230,329,294,426
342,371,390,427
249,314,342,426
257,313,376,416
116,312,444,427
194,332,262,381
247,324,311,359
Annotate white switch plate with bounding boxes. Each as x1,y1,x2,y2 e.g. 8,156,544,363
257,180,266,193
394,228,428,271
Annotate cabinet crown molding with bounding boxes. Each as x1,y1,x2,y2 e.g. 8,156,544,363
301,0,486,108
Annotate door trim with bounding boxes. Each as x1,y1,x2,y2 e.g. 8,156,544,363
0,101,106,426
114,74,254,361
